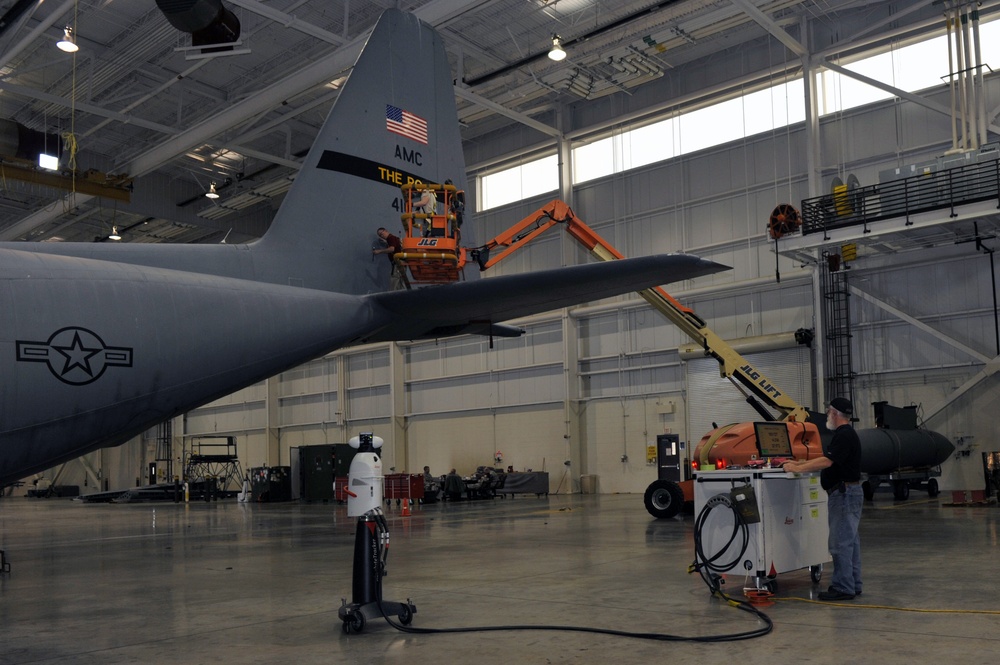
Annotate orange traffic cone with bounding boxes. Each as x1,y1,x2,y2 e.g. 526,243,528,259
401,501,411,517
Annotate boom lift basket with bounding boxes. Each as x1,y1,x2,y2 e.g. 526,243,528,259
396,182,466,284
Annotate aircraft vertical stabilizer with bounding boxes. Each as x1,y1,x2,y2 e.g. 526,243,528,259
255,9,472,294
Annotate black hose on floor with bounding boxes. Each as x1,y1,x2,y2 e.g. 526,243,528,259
362,494,772,642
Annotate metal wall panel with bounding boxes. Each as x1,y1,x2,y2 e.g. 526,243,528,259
279,357,337,397
279,393,338,427
346,384,390,421
346,349,389,388
407,404,565,482
185,400,266,436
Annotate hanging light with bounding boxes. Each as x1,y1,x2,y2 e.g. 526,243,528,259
108,226,121,241
548,34,566,61
57,26,79,53
205,182,220,199
38,153,59,170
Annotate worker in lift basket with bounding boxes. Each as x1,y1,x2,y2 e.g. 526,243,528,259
782,397,862,601
411,187,437,236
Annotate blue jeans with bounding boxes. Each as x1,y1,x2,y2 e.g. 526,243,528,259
827,484,863,595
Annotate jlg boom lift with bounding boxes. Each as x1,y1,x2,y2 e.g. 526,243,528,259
413,198,819,519
395,182,465,285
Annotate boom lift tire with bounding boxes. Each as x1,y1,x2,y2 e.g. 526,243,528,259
644,479,685,519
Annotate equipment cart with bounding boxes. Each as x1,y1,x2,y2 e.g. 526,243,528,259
693,468,829,592
383,473,424,506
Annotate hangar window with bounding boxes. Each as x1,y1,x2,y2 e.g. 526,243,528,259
479,19,1000,209
480,155,558,210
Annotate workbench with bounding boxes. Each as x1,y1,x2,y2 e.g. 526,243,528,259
497,471,549,496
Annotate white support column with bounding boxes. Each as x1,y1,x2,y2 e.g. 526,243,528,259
172,415,185,482
801,16,821,198
557,105,576,270
557,104,573,205
562,310,583,493
265,376,280,466
809,261,824,410
334,353,348,441
389,342,408,472
791,19,824,409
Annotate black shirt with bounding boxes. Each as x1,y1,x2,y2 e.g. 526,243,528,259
820,424,862,490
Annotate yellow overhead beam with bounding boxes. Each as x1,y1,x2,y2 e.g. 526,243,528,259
0,161,132,203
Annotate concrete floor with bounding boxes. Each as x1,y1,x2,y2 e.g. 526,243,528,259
0,491,996,664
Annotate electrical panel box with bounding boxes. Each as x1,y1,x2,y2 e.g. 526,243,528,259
656,433,689,482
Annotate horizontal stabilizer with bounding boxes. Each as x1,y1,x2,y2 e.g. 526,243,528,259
363,253,727,343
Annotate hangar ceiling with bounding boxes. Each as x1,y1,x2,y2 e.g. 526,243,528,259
0,0,992,248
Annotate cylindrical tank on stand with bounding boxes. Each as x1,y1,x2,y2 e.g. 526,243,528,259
858,428,955,474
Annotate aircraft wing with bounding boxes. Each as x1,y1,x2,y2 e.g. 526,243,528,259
361,253,727,342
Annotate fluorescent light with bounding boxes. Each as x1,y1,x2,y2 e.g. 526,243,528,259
38,153,59,170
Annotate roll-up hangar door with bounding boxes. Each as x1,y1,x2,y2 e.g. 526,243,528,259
684,347,813,446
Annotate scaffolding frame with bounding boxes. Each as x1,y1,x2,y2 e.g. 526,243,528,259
184,436,245,493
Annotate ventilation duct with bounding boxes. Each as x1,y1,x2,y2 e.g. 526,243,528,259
0,119,63,163
678,330,814,360
155,0,240,50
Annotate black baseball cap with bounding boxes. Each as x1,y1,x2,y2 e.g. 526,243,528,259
828,397,853,415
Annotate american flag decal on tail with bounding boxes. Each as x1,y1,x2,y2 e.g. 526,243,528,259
385,104,428,144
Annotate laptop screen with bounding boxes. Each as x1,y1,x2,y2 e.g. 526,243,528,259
753,421,794,458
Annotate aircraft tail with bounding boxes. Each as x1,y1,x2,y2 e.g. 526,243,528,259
253,9,470,294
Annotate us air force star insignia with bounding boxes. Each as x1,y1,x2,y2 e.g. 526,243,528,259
16,327,133,385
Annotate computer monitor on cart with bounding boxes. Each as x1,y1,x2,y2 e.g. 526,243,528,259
753,421,793,459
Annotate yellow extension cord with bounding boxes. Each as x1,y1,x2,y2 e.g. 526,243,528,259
775,596,1000,615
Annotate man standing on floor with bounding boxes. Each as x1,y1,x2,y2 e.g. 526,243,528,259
782,397,863,600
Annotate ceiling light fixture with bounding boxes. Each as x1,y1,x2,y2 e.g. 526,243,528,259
38,153,59,170
548,35,566,61
57,26,79,53
108,226,121,241
205,182,220,199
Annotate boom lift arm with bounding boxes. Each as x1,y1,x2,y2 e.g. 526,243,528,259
471,199,810,424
